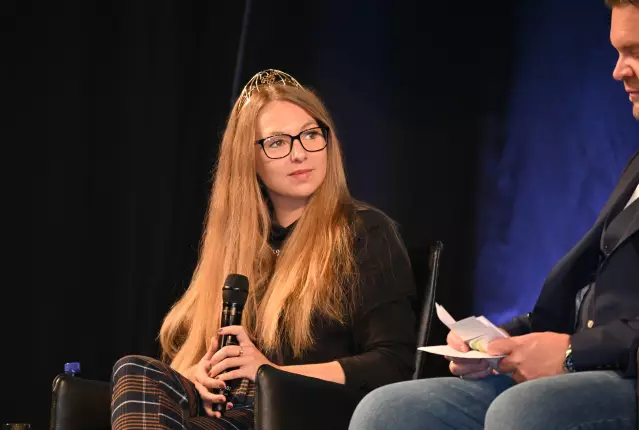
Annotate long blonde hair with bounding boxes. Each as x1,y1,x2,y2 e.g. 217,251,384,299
160,83,359,373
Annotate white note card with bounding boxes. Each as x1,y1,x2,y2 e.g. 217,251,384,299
418,303,508,361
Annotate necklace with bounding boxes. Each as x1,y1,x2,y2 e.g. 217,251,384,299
272,248,281,256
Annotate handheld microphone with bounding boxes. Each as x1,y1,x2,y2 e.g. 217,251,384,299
212,274,249,415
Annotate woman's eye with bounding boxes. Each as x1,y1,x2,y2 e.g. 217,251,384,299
268,139,285,148
303,131,320,139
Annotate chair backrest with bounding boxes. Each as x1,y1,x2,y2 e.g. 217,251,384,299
50,373,112,430
411,241,443,380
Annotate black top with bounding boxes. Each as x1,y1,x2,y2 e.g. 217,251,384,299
266,209,417,394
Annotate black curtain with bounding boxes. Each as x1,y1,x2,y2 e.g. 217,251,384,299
14,0,513,427
19,1,245,426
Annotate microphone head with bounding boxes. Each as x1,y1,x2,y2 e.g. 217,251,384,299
224,274,249,292
222,274,249,304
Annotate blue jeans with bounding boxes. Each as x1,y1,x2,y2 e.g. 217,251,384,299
349,372,637,430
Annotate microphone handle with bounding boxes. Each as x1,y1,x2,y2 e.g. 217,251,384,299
221,304,242,347
212,304,243,414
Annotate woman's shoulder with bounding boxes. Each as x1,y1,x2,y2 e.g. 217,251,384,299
350,203,415,301
351,203,397,239
349,203,406,259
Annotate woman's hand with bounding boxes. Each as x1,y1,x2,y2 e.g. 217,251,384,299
187,336,233,418
209,325,278,382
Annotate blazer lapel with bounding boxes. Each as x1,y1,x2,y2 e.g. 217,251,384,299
601,153,639,257
594,150,639,226
605,197,639,257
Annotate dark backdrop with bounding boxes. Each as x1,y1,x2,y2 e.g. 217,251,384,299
20,0,246,426
11,0,635,428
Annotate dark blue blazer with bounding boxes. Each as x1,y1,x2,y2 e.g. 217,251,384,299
503,150,639,376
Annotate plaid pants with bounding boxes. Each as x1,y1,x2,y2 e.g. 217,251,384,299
111,355,255,430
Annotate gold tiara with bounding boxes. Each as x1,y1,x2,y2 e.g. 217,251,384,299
237,69,302,112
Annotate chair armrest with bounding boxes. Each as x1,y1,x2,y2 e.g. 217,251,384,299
50,374,111,430
255,365,365,430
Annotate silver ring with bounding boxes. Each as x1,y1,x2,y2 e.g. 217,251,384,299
238,346,244,357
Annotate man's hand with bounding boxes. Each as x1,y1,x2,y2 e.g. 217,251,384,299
446,330,493,380
487,332,570,383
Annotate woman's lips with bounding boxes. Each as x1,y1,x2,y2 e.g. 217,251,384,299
289,169,313,176
289,169,313,180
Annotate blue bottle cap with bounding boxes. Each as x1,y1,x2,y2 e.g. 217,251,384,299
64,362,81,374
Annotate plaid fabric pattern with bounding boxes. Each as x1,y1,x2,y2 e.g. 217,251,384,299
111,355,255,430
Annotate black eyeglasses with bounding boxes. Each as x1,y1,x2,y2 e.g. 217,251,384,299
255,125,329,159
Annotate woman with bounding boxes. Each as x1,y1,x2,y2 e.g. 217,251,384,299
111,69,417,429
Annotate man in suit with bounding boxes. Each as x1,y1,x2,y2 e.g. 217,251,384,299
349,1,639,429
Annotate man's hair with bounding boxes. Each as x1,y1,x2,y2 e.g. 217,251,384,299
605,0,638,7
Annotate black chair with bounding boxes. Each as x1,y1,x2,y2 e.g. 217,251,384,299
49,241,444,430
413,240,443,380
49,373,111,430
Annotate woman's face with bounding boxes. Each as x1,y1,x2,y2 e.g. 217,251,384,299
255,100,328,204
